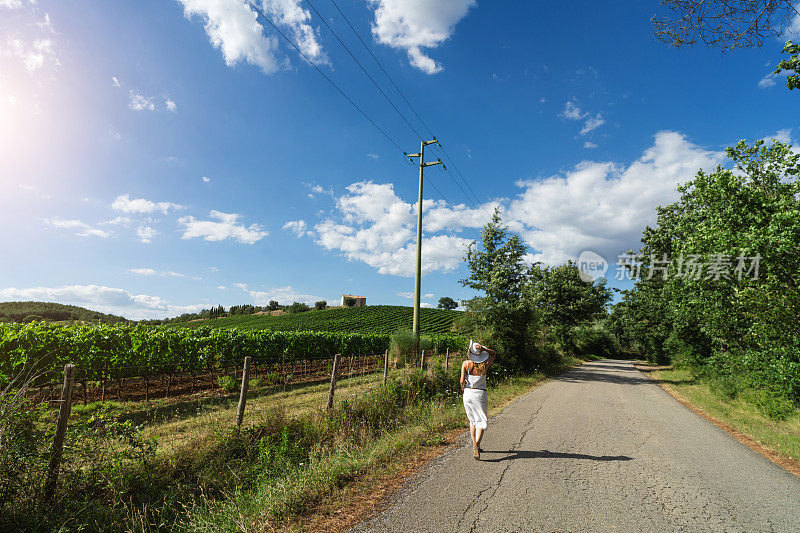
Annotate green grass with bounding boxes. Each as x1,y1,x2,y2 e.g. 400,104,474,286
3,356,581,532
653,367,800,463
166,305,462,335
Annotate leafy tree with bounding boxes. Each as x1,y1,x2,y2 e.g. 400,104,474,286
437,296,458,310
268,300,279,311
344,297,356,307
314,300,327,311
613,139,800,406
460,209,537,370
286,302,310,314
527,261,612,346
775,40,800,90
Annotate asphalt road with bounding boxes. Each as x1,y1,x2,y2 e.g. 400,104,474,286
353,360,800,532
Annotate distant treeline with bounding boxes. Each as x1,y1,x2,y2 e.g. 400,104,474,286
141,300,329,325
0,302,127,325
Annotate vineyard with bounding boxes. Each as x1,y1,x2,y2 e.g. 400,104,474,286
166,305,462,334
0,322,466,394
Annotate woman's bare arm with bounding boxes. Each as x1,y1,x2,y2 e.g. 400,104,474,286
460,360,467,390
485,347,497,367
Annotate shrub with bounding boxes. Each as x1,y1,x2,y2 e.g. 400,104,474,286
390,330,432,368
216,375,237,393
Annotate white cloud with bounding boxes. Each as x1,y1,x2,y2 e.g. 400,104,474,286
506,131,724,265
397,291,413,298
783,7,800,39
0,284,206,320
129,268,198,280
580,114,605,135
178,210,268,244
46,217,111,238
560,100,583,120
584,141,598,149
368,0,476,74
165,98,177,111
283,219,309,237
128,268,158,276
217,285,227,290
764,128,793,144
178,0,325,74
37,13,54,33
313,181,484,276
128,89,155,111
101,216,132,226
112,194,183,214
0,0,24,8
367,153,379,160
305,182,333,198
758,72,777,88
112,76,120,88
560,99,605,136
5,37,58,73
137,225,157,243
202,176,211,183
306,131,726,276
247,285,329,306
261,0,327,63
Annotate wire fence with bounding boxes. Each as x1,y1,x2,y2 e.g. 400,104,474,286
23,352,391,406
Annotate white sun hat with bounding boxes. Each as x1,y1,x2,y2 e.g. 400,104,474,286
468,339,490,363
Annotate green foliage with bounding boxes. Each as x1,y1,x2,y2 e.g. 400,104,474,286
314,300,327,311
0,387,46,509
775,40,800,91
216,375,237,393
612,139,800,410
166,305,462,336
437,296,458,310
459,209,610,370
0,366,469,530
461,209,539,370
285,302,311,314
0,301,127,324
0,322,422,386
344,297,356,307
527,261,612,345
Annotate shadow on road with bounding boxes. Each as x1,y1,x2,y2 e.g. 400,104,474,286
480,449,634,463
556,367,653,386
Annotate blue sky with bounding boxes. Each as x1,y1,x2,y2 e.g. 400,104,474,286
0,0,797,319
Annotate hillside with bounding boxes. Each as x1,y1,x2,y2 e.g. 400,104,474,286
166,305,462,335
0,301,128,324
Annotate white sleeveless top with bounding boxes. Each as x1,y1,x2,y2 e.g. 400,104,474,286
465,363,487,390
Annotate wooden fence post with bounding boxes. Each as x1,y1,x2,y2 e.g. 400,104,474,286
420,349,425,370
327,354,340,410
235,356,251,426
445,347,449,370
383,349,389,384
43,363,76,503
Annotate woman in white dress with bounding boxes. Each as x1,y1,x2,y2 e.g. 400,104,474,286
460,340,497,460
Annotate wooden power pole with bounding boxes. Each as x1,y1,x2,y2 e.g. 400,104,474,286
405,139,443,356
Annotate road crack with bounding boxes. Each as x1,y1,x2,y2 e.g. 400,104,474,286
457,388,551,532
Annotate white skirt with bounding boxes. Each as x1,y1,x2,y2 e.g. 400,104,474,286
463,388,488,429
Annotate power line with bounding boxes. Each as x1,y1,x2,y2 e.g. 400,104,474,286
243,0,406,153
327,0,436,137
304,0,424,141
245,0,484,235
323,0,490,221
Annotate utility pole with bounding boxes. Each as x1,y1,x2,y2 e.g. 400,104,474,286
405,139,443,356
